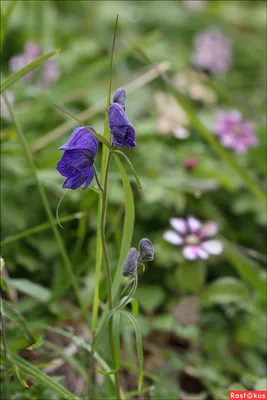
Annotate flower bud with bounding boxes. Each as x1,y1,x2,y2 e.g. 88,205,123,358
113,87,126,110
122,247,139,276
138,238,154,263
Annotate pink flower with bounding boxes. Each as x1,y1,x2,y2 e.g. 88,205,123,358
163,216,223,260
184,0,206,12
9,41,60,87
192,28,232,75
214,110,258,153
184,156,198,172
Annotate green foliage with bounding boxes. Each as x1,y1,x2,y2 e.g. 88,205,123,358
1,1,266,399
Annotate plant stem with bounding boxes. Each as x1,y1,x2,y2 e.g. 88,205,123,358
2,93,88,323
0,294,11,399
100,150,121,399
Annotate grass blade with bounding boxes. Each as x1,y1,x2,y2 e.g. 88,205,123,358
114,150,142,189
223,239,266,302
11,353,77,399
120,311,144,392
1,49,60,93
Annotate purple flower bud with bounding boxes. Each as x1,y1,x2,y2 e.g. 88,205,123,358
138,238,154,263
108,103,136,148
113,87,126,110
56,127,98,190
122,248,139,276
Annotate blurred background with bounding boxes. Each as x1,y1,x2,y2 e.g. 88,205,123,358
1,1,266,399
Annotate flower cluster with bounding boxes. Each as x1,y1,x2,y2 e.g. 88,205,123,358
164,216,223,260
192,28,232,75
9,41,60,88
214,110,258,153
57,88,136,189
122,238,154,276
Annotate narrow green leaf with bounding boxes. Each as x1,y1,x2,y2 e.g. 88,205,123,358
201,277,250,305
93,310,117,353
2,299,34,344
54,104,111,150
130,299,139,318
6,279,51,302
36,324,114,384
114,150,142,189
26,336,43,351
11,353,77,399
120,311,144,392
112,154,135,301
97,154,135,331
1,49,60,93
223,239,266,301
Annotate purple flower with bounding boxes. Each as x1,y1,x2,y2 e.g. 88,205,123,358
192,28,232,75
214,110,258,153
9,41,60,87
108,103,136,148
163,216,223,260
56,127,98,190
122,247,139,276
113,87,126,110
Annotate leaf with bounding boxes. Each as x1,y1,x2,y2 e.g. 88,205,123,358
11,353,77,399
2,299,34,344
114,150,142,189
120,311,144,392
26,336,43,351
95,313,121,376
97,154,135,331
112,154,135,300
135,285,165,313
223,239,266,302
176,263,207,293
54,104,112,150
1,49,60,93
6,279,51,302
201,277,250,305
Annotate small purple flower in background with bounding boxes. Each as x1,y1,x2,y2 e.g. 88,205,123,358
184,156,198,172
108,103,136,147
214,110,258,153
1,90,14,121
192,28,232,75
163,216,223,260
113,87,126,110
9,41,60,87
184,0,206,12
56,127,98,190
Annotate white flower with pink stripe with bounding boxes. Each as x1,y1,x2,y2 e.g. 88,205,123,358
163,216,223,260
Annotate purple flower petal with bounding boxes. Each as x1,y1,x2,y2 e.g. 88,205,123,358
62,170,87,190
59,127,98,155
163,230,183,245
201,222,218,237
108,103,136,148
57,150,94,175
113,87,126,110
170,218,187,234
183,245,209,260
187,216,201,233
182,245,199,260
201,240,223,255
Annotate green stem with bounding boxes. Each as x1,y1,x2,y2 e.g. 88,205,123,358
2,93,88,323
100,149,121,399
0,294,11,399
